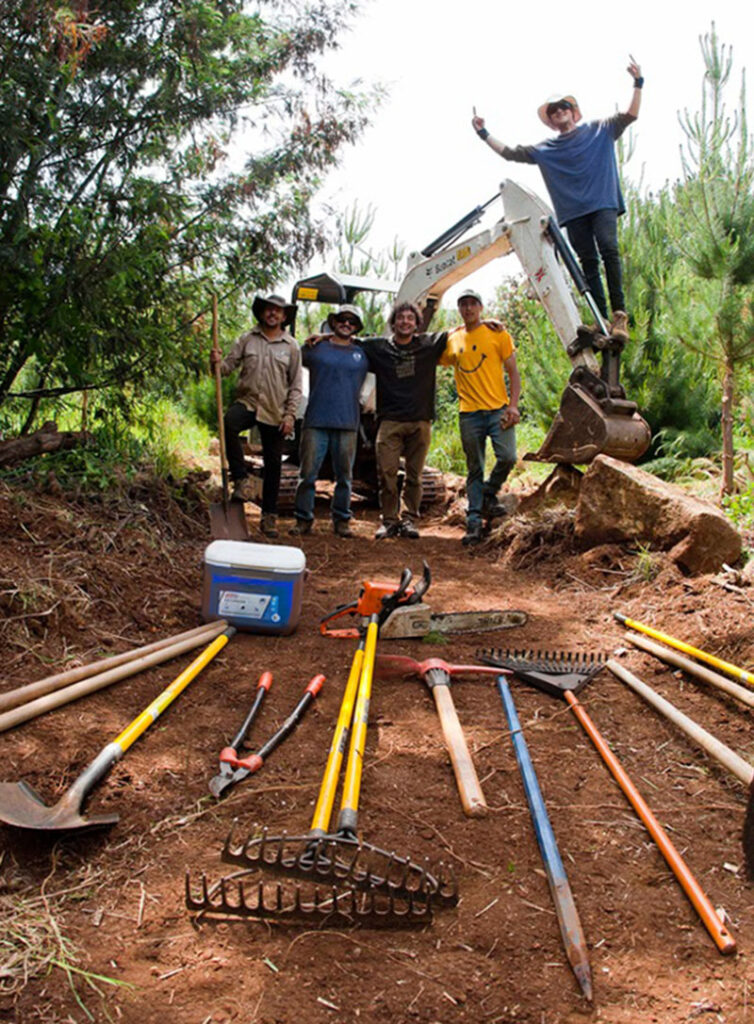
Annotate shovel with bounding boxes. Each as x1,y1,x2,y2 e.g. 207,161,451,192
209,294,249,541
0,627,235,834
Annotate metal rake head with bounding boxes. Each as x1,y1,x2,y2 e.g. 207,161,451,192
221,823,458,907
476,647,606,698
185,870,434,927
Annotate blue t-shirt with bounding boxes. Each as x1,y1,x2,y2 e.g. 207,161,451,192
302,340,369,430
504,114,633,226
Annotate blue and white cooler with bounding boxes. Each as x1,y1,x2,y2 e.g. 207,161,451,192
201,540,305,635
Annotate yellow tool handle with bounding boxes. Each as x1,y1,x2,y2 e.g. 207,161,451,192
309,642,365,835
432,685,488,818
338,617,379,826
615,612,754,687
114,629,234,753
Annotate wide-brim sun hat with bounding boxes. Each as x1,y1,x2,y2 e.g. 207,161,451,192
538,94,582,129
252,293,296,327
327,303,364,332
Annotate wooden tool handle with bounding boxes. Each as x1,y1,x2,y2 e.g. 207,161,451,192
432,685,488,818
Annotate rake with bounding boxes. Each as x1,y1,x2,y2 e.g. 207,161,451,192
187,567,456,925
477,647,737,956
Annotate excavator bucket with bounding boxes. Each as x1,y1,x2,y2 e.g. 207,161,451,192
528,374,651,465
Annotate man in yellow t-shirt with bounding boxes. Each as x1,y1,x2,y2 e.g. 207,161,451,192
440,288,521,546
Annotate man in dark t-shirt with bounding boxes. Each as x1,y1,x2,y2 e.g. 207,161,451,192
472,58,643,337
292,304,369,538
359,302,448,539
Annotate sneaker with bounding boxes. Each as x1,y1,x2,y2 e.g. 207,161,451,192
399,519,420,539
289,519,312,536
231,477,256,502
609,310,629,343
375,522,399,539
462,522,483,547
260,514,279,538
333,519,354,538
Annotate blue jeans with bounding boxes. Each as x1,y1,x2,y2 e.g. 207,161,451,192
565,208,624,318
294,427,358,523
460,408,517,526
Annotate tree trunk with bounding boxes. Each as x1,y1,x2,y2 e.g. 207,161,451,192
0,422,91,467
720,359,735,498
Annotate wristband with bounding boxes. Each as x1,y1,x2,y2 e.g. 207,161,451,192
476,127,490,140
633,76,644,88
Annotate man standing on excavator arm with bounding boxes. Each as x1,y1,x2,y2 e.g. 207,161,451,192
472,58,643,338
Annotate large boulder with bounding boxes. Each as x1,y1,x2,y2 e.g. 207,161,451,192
574,455,741,574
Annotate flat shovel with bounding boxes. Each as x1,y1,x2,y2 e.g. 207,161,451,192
209,294,249,541
0,627,235,834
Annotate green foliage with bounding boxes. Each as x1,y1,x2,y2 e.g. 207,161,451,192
722,481,754,528
0,1,373,429
673,23,754,493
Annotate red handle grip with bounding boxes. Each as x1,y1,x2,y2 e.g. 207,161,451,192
305,673,326,697
257,671,273,691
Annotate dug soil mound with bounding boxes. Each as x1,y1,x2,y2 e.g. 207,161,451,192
1,478,752,1023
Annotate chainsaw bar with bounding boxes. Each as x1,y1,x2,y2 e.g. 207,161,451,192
221,824,458,906
380,606,527,640
185,870,434,926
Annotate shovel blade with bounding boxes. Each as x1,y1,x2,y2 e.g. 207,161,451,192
209,500,249,541
0,780,119,833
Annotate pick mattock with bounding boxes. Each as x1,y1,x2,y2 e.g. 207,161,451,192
374,654,504,817
187,567,456,926
0,627,235,834
606,658,754,880
476,648,737,956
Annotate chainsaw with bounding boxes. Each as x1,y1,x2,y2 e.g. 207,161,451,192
320,562,527,639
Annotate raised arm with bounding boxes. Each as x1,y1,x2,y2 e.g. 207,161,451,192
471,111,509,158
626,57,643,119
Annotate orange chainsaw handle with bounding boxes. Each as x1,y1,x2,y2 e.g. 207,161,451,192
319,601,361,638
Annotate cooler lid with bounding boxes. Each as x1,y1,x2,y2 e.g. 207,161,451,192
204,540,306,574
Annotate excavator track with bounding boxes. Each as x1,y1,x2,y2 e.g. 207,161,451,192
243,453,446,515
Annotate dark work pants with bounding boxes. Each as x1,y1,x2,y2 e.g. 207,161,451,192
565,208,625,318
224,402,283,514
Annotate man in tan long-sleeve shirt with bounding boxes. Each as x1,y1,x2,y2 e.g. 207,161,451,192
210,293,302,538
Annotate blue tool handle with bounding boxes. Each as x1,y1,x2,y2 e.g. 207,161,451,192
497,678,567,879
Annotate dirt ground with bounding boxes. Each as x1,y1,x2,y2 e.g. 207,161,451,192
1,474,753,1024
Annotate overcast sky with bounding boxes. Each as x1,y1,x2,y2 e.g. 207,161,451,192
291,0,754,307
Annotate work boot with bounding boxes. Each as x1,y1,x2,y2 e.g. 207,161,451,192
231,477,256,502
333,519,354,538
289,518,312,536
260,514,279,538
609,310,629,343
399,519,420,539
462,522,483,547
482,495,507,520
375,522,399,539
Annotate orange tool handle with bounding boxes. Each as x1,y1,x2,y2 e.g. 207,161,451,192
565,690,736,955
